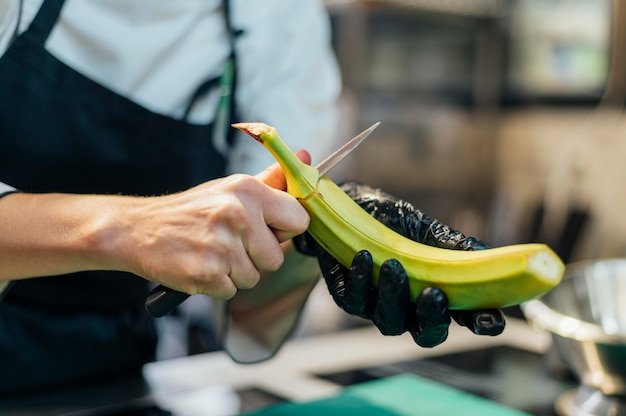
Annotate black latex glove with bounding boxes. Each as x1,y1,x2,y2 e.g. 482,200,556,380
295,180,505,348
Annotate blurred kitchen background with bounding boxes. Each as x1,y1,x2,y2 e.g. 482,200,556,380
325,0,618,264
299,0,626,414
5,1,626,415
299,0,621,339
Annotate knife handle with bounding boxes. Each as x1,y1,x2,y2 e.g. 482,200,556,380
145,285,190,317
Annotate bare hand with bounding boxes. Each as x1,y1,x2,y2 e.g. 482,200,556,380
117,151,311,299
0,152,311,298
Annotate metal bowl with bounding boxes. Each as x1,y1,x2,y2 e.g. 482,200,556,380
522,258,626,397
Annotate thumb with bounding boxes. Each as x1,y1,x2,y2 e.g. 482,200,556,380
256,150,311,191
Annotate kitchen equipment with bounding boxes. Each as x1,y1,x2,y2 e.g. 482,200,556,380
522,258,626,416
531,0,626,265
145,122,380,318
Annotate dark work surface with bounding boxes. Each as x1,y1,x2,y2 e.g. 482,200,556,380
315,346,579,416
0,346,578,416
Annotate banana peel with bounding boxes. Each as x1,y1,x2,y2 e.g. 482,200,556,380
233,122,564,310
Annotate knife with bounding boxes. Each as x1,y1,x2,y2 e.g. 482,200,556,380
145,122,380,317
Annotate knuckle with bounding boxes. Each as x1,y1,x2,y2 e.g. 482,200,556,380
265,249,285,272
236,270,261,290
216,200,251,229
249,243,284,273
228,173,263,195
208,284,238,300
200,258,226,280
185,258,234,298
198,274,237,300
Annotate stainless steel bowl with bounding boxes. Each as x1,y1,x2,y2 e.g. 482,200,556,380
522,258,626,397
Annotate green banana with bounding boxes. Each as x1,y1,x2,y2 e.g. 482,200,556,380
233,122,564,310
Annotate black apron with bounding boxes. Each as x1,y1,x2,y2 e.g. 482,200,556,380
0,0,237,395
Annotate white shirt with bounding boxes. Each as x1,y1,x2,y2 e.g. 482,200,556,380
0,182,15,195
0,0,341,176
0,182,16,297
0,0,341,359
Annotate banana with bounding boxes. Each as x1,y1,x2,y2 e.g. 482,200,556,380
233,122,564,310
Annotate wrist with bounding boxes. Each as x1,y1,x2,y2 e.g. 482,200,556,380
85,195,143,274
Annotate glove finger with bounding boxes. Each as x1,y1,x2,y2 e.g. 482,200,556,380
372,259,409,336
343,250,375,319
340,181,409,236
315,244,349,308
459,236,491,251
409,287,451,348
450,309,506,336
339,181,491,252
292,232,318,256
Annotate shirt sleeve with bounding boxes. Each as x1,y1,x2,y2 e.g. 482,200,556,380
216,252,321,364
0,0,18,55
0,181,18,299
0,181,17,196
227,0,342,175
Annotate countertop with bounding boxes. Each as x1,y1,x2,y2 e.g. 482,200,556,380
0,317,575,415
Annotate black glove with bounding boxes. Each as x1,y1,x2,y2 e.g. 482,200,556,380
295,181,505,348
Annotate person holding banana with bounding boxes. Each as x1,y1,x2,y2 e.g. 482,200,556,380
0,0,504,399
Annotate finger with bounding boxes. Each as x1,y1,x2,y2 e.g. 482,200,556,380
462,236,491,251
343,250,375,319
273,226,306,244
315,243,348,307
292,232,317,256
256,150,311,241
256,149,311,190
224,240,262,290
372,259,409,336
191,255,239,300
262,188,309,242
410,287,451,348
243,223,286,274
200,274,238,300
450,309,506,336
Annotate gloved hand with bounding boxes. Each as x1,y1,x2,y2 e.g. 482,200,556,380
295,180,505,348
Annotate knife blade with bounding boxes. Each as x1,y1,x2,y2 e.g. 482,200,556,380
145,122,380,317
316,122,380,177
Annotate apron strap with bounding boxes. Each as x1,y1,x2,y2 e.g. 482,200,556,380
183,0,241,153
223,0,241,147
182,74,221,121
23,0,66,45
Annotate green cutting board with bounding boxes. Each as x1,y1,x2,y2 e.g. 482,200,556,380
244,374,530,416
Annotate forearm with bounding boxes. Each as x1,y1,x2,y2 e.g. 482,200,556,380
0,192,131,280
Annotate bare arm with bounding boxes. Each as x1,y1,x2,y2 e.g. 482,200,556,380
0,151,311,300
